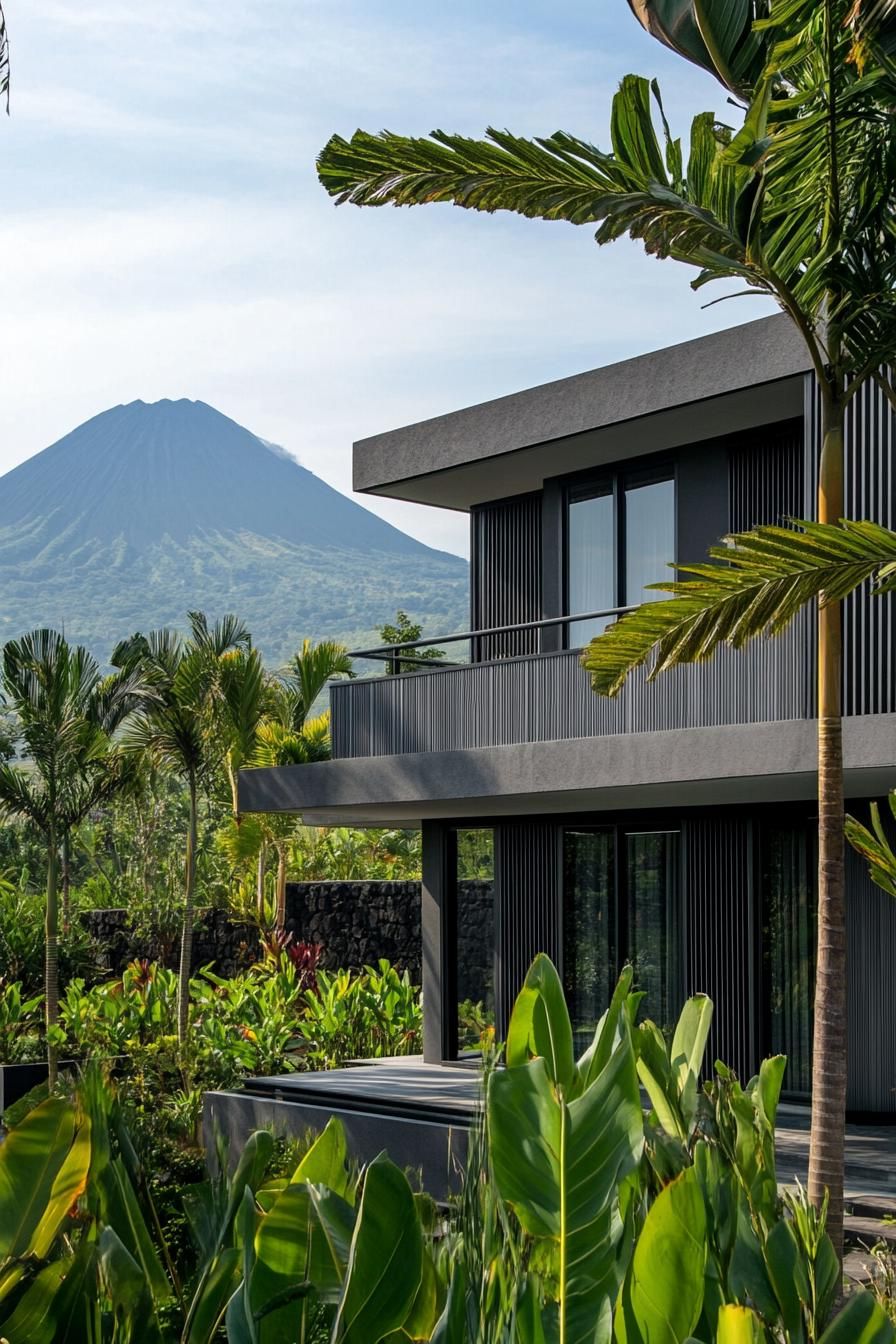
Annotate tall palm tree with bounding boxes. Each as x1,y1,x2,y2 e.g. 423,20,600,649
0,631,132,1085
112,613,250,1041
315,0,896,1251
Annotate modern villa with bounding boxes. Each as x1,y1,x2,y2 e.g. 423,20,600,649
218,314,896,1181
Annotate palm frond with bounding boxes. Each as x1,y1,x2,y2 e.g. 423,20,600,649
582,518,896,696
0,1,9,114
0,762,47,831
187,610,251,657
845,794,896,898
288,639,352,730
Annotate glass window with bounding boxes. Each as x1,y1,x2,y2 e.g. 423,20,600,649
565,467,674,649
762,825,815,1096
563,829,615,1053
626,830,680,1035
568,488,614,646
454,828,495,1054
625,477,676,604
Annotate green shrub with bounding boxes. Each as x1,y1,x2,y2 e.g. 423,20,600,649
296,959,423,1067
0,979,43,1064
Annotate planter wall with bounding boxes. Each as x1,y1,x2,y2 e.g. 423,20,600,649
81,879,431,980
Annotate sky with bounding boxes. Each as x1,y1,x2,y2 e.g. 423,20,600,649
1,1,776,558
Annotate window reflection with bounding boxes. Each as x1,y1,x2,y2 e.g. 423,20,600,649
568,489,614,646
625,477,676,604
454,828,495,1054
626,830,680,1035
563,829,615,1053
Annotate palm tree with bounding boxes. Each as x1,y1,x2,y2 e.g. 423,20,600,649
112,613,250,1041
0,631,132,1085
217,638,352,926
213,637,351,922
315,0,896,1251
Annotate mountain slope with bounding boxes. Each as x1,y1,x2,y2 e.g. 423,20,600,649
0,399,468,664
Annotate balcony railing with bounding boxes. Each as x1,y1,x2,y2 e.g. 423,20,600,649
331,607,814,760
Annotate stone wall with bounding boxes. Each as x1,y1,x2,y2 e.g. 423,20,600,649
281,880,421,978
81,880,424,980
81,879,495,985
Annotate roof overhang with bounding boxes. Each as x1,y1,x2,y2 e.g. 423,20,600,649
238,715,895,828
353,315,813,511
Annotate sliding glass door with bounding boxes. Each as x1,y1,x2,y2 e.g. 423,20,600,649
563,825,681,1045
625,830,680,1035
563,829,615,1051
762,824,816,1096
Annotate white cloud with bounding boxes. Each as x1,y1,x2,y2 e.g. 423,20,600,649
0,0,775,558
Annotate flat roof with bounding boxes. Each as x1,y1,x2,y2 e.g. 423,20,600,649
353,314,812,511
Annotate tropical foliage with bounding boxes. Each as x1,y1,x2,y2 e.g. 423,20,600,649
0,955,891,1343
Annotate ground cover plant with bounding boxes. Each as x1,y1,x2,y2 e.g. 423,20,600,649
0,954,891,1342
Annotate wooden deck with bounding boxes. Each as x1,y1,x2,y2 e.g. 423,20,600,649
211,1057,896,1207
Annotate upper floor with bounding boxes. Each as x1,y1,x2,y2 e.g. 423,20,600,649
240,317,896,823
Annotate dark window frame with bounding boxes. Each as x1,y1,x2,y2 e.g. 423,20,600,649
562,458,677,650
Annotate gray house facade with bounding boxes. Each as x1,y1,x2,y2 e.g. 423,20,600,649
241,314,896,1116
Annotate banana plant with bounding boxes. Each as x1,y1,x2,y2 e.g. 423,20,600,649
487,955,645,1344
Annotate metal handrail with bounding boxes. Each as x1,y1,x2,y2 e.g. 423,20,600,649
347,605,637,665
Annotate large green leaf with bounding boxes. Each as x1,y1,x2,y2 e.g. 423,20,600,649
289,1116,353,1203
251,1179,354,1329
505,953,575,1091
332,1154,422,1344
184,1247,241,1344
489,1034,644,1344
819,1291,896,1343
97,1155,173,1304
714,1304,767,1342
615,1166,707,1344
429,1263,467,1344
98,1226,166,1343
0,1260,70,1344
0,1097,89,1262
0,1235,100,1344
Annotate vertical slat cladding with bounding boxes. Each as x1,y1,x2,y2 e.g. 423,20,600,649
683,818,757,1081
728,420,805,533
471,494,542,660
494,823,560,1037
330,626,809,758
845,841,896,1112
806,373,896,715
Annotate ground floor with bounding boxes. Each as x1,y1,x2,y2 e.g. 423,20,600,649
420,799,896,1116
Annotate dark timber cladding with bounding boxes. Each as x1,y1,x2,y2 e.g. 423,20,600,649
682,817,757,1083
470,494,542,659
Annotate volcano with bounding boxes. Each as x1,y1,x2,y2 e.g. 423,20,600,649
0,399,468,664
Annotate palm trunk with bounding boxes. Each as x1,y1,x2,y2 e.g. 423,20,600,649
61,830,71,936
256,840,268,921
177,772,198,1043
275,844,287,930
808,396,847,1260
46,830,60,1089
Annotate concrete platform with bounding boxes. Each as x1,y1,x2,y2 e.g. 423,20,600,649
203,1060,896,1206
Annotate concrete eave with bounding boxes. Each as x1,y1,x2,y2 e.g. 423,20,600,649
237,714,895,827
352,315,812,511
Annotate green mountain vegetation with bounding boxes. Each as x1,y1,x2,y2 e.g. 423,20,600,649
0,398,468,665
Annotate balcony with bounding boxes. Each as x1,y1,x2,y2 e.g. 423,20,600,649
331,609,813,761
